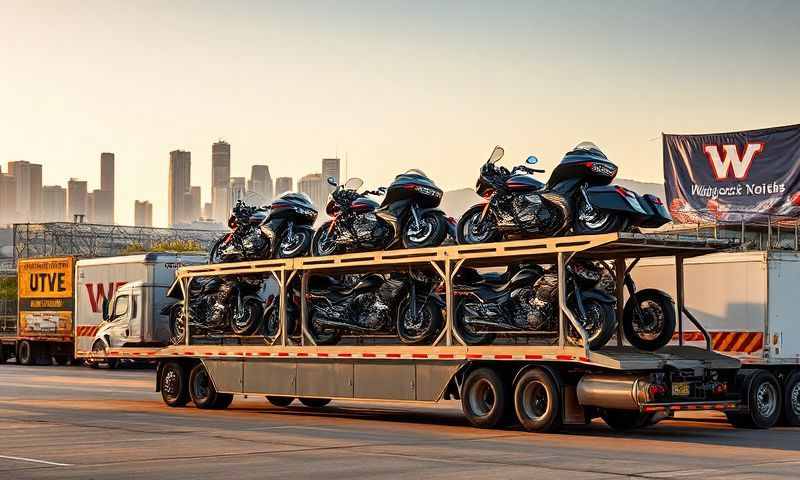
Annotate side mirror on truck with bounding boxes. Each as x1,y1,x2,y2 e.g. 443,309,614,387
101,297,109,321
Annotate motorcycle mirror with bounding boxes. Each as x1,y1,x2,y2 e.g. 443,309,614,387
526,155,539,165
488,146,504,164
327,176,337,187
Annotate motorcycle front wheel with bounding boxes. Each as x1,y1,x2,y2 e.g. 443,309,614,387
573,199,627,235
169,305,187,345
230,298,263,336
402,211,448,249
311,222,340,257
567,297,616,350
456,205,501,244
263,299,297,339
622,290,676,351
453,299,496,346
396,296,443,345
208,235,228,264
276,227,312,258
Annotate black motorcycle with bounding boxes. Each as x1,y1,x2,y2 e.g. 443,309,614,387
311,172,452,256
263,275,302,340
457,143,671,244
162,276,264,344
452,260,617,349
209,194,317,263
304,270,444,345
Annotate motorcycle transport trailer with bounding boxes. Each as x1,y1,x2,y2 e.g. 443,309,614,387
80,233,772,432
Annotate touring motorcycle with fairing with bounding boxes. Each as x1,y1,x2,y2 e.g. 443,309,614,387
311,172,452,256
304,270,444,345
456,143,671,244
209,193,318,263
452,260,617,349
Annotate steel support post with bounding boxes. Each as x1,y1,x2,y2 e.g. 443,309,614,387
180,275,190,346
615,258,626,348
557,252,566,349
675,255,685,346
300,270,313,346
279,269,287,347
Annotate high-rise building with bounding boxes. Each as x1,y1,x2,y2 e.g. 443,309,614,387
275,177,292,196
298,173,326,210
7,160,42,222
211,140,231,222
91,189,114,224
100,152,115,223
42,185,66,222
248,165,273,200
322,158,341,187
212,186,229,222
189,186,202,221
67,178,88,222
168,150,191,226
0,173,17,225
203,202,213,220
134,200,153,227
230,177,246,205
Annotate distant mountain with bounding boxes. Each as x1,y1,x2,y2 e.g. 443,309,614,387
440,179,665,219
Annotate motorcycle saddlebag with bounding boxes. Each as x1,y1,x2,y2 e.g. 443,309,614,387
584,185,648,219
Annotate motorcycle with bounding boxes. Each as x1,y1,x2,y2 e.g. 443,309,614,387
161,276,264,344
456,143,672,244
311,172,453,256
304,270,445,345
209,193,318,263
452,260,617,349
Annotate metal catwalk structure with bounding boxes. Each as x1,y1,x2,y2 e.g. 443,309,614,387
13,222,221,262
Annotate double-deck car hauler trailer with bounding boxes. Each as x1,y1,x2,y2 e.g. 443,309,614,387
82,233,785,432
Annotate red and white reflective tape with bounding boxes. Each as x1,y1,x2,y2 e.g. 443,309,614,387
673,331,763,354
642,402,737,413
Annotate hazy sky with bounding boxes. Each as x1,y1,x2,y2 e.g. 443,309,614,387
1,0,799,226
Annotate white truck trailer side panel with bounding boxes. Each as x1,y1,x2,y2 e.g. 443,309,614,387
766,251,800,359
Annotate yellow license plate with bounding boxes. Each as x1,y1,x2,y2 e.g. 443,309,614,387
672,382,690,397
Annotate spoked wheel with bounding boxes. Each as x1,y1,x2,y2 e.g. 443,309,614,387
453,299,496,345
230,298,263,336
567,296,616,350
311,222,339,257
276,228,312,258
573,199,627,235
308,312,342,346
461,368,510,428
189,363,233,409
160,362,190,407
396,296,443,345
623,290,676,351
514,368,562,433
299,398,331,408
169,305,187,345
402,212,448,249
456,205,500,244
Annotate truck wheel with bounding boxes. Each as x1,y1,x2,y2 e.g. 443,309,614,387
513,368,563,433
17,340,34,365
729,370,782,429
266,396,295,407
461,368,509,428
53,354,72,366
299,398,331,408
160,362,190,407
189,363,231,409
602,410,651,432
782,372,800,426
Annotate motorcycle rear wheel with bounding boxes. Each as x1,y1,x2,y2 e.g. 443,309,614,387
309,312,343,346
230,298,263,336
396,296,443,345
567,297,616,350
453,299,496,346
456,205,501,244
573,200,627,235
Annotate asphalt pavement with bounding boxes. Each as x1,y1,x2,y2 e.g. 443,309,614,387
1,363,799,479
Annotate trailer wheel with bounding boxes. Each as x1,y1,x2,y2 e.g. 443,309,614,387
53,354,72,366
266,396,295,407
299,398,332,408
513,368,563,433
189,363,232,409
782,372,800,426
160,362,190,407
602,410,652,432
17,341,34,365
728,370,781,429
461,368,509,428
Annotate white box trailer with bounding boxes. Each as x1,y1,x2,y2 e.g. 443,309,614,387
74,253,206,355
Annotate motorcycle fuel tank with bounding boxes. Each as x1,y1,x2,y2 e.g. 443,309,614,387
504,174,545,191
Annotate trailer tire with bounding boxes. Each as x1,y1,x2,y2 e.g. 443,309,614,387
729,370,781,429
17,340,34,365
53,354,72,366
189,363,230,409
267,396,295,407
461,368,509,429
602,410,651,432
513,368,563,433
213,393,234,409
299,398,331,408
782,371,800,426
160,362,190,407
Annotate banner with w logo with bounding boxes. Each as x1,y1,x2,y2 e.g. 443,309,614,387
663,124,800,223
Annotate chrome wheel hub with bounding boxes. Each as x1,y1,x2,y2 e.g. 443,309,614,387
756,382,778,418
